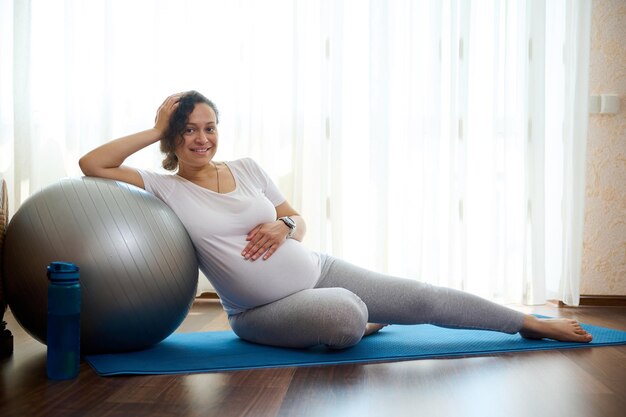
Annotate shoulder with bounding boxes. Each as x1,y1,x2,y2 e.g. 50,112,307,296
228,158,284,204
229,157,261,171
228,158,267,178
136,169,180,199
136,168,180,184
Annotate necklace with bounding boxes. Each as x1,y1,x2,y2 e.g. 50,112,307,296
213,161,220,193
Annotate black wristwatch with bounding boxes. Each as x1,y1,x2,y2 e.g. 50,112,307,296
278,216,296,238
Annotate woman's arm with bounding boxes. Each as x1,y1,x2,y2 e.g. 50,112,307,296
79,129,160,189
78,93,182,189
275,201,306,242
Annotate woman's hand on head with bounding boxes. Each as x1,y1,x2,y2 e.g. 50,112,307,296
242,221,290,261
154,93,184,134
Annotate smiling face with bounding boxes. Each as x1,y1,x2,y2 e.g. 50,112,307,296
174,103,219,170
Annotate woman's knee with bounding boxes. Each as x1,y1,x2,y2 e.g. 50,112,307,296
318,288,368,349
229,287,369,349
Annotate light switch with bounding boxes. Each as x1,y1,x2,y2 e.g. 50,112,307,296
600,94,620,114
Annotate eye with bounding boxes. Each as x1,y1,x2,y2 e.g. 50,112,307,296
183,127,195,135
206,127,216,134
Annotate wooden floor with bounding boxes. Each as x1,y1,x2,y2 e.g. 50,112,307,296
1,300,625,417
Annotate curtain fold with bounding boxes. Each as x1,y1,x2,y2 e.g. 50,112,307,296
0,0,591,305
559,0,592,306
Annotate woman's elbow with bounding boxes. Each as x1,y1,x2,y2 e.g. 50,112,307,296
78,156,89,175
79,155,98,176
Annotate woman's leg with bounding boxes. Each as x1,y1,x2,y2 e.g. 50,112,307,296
317,255,592,342
229,287,368,349
316,256,525,333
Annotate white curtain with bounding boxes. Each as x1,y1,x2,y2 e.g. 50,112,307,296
0,0,591,305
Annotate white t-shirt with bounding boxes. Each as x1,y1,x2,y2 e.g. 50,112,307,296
138,158,321,315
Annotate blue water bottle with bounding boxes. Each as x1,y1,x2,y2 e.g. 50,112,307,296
46,262,81,380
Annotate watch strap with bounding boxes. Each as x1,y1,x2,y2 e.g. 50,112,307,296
278,216,296,238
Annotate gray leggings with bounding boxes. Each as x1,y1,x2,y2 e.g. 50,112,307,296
228,254,526,349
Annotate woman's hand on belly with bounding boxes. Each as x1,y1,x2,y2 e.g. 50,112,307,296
241,220,290,261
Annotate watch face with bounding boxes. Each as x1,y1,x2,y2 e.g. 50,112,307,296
281,216,296,229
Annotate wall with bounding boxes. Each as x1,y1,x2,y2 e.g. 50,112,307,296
581,0,626,295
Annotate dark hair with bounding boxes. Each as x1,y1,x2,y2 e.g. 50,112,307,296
160,91,219,171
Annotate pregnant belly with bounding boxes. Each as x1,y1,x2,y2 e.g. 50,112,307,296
198,237,321,312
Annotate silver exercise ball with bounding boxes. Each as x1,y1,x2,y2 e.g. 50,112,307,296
2,177,198,354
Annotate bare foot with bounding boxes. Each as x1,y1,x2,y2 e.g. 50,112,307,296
519,315,592,343
363,323,388,337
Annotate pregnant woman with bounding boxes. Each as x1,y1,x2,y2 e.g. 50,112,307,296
79,91,592,349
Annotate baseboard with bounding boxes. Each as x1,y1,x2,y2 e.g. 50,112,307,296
558,295,626,307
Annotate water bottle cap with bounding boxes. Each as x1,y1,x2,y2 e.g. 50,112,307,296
47,262,80,282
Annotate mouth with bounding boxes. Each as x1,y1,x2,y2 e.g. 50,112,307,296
191,147,210,153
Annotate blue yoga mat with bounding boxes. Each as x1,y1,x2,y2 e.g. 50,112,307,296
85,321,626,376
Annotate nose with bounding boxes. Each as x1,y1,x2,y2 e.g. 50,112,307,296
195,131,208,144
